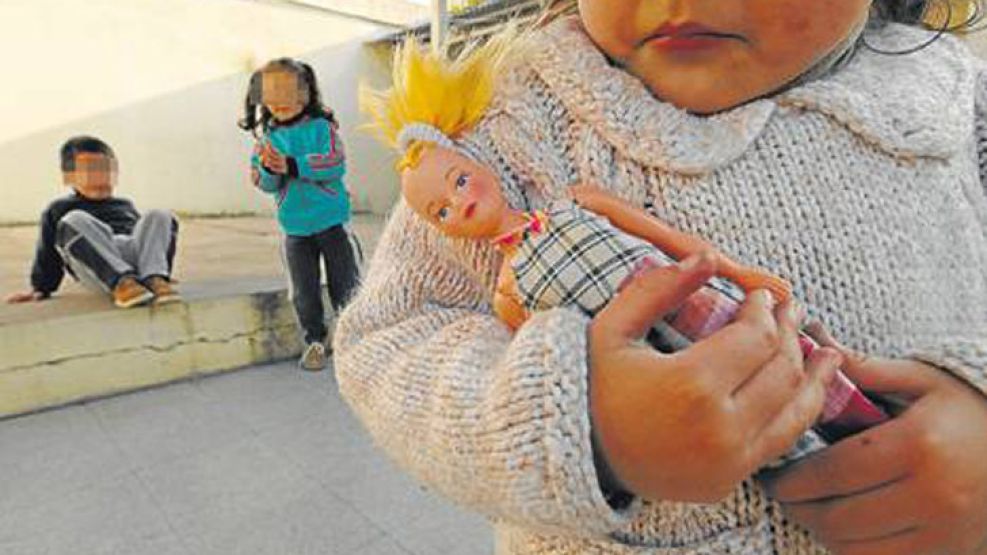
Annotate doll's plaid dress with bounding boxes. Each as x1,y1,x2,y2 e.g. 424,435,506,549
510,200,742,351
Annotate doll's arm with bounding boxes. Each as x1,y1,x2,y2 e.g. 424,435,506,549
569,184,792,303
493,259,530,331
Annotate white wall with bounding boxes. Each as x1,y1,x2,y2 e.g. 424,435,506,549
6,0,981,224
0,0,403,223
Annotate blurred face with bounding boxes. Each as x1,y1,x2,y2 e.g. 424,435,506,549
401,146,508,239
577,0,871,113
64,152,116,200
261,70,309,122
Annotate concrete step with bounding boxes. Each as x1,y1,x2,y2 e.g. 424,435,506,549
0,279,303,417
0,214,384,418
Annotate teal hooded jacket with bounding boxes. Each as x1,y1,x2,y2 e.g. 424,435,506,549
251,116,351,237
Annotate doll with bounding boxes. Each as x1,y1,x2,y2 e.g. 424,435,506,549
362,35,887,442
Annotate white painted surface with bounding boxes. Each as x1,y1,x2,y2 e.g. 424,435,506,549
0,0,405,223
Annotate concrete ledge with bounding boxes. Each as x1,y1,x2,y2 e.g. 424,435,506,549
0,280,302,417
0,214,383,418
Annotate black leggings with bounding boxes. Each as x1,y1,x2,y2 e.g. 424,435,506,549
284,224,360,344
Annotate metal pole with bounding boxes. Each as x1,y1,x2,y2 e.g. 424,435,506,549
430,0,448,52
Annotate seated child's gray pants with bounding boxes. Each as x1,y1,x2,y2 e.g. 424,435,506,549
55,209,178,293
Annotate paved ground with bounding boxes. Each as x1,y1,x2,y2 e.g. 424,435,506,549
0,361,493,555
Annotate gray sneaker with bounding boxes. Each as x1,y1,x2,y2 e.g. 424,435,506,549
299,342,327,371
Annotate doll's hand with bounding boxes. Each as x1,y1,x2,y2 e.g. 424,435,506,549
589,253,841,503
493,291,527,331
762,345,987,555
567,183,612,205
260,143,288,175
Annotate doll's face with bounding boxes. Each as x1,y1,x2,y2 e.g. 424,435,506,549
261,70,309,122
64,152,117,200
577,0,871,114
401,146,508,239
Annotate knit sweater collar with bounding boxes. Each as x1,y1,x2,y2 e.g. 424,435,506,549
528,17,977,174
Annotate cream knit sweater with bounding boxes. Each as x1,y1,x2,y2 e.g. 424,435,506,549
335,18,987,554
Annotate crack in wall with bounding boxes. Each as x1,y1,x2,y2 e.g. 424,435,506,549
1,323,299,373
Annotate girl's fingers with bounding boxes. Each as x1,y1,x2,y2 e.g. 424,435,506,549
804,319,936,398
780,480,920,544
733,303,820,430
748,345,839,465
683,289,782,393
826,529,924,555
761,414,914,503
592,253,716,345
839,355,937,399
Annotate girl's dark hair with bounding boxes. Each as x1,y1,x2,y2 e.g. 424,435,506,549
60,135,115,172
867,0,985,54
872,0,983,28
237,58,339,137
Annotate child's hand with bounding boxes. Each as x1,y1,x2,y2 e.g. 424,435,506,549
260,143,288,175
6,290,44,304
762,345,987,555
589,253,841,503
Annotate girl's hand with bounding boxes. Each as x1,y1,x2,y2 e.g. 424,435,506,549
260,143,288,175
590,253,841,503
762,346,987,555
6,290,44,304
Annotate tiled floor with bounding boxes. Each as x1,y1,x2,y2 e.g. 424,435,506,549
0,361,493,555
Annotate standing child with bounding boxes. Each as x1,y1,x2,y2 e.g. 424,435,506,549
6,136,180,308
240,58,360,372
336,1,987,554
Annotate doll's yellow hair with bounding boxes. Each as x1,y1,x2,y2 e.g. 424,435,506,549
360,29,521,171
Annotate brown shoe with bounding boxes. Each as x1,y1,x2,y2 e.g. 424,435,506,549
146,276,182,305
112,276,154,308
299,342,327,371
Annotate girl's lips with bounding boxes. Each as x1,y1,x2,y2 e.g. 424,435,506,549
464,203,477,219
640,22,741,53
646,34,728,52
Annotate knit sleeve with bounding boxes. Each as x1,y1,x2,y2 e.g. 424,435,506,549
975,67,987,197
909,335,987,397
913,69,987,395
333,202,641,538
30,206,65,296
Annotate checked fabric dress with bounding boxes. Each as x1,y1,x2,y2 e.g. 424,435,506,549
508,201,887,443
510,201,743,351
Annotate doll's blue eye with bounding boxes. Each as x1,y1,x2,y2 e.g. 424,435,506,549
437,207,449,221
456,173,469,189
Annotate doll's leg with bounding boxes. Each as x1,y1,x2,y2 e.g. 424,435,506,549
716,257,792,303
716,256,792,304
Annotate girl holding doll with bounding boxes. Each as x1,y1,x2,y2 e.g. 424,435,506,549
240,58,360,371
338,2,987,553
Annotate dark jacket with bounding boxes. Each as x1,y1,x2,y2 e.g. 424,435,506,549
30,192,139,295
